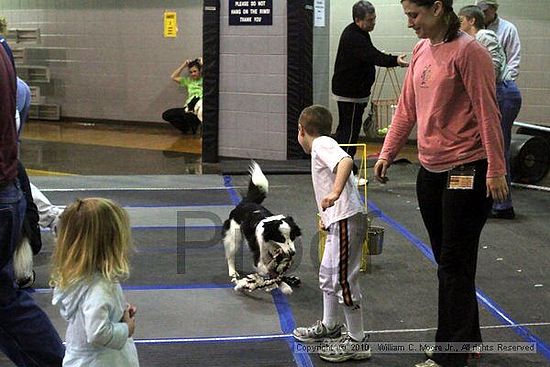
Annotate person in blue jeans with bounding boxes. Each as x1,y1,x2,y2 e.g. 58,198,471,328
459,5,522,219
16,78,31,130
0,38,64,367
492,80,521,218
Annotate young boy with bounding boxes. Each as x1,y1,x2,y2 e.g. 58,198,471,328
294,105,370,362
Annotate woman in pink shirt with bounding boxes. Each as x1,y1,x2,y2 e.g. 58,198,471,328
374,1,508,367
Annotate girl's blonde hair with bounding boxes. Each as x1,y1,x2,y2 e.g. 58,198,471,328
50,198,132,289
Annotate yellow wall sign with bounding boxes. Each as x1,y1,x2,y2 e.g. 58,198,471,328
164,11,177,38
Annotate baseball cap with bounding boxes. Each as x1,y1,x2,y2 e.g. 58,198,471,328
476,0,498,10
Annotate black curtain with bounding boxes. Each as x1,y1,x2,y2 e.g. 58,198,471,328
287,0,313,159
202,0,220,163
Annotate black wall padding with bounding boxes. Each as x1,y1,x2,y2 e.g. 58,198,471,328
202,0,221,163
287,0,313,160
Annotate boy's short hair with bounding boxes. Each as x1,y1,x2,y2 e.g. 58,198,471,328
299,105,333,136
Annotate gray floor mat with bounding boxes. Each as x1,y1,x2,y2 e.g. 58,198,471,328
135,340,296,367
33,288,284,340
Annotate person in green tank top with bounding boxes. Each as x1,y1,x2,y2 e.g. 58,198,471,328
162,58,203,134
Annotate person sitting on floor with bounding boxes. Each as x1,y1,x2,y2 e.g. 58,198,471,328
162,58,203,135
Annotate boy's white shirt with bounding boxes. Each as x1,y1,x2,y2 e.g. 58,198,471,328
311,136,364,227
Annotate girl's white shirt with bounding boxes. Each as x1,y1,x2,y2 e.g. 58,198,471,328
53,274,139,367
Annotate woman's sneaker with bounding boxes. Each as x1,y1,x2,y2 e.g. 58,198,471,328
292,320,342,342
319,335,371,362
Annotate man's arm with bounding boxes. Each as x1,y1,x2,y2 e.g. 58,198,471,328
502,26,521,80
350,32,408,68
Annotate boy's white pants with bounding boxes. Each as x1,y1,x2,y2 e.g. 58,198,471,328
319,212,366,306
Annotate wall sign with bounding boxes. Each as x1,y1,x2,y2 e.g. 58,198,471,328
229,0,272,26
314,0,325,27
163,11,178,37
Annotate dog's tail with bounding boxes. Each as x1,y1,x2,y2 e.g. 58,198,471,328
244,160,268,204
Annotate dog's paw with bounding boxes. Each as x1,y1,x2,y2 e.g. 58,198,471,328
278,282,293,295
233,283,246,292
229,272,240,284
234,274,260,293
233,278,246,292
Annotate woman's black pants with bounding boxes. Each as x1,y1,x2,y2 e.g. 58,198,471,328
416,159,492,367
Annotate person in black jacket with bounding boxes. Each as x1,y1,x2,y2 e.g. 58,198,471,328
332,1,408,177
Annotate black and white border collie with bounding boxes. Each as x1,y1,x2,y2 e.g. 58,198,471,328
222,161,301,294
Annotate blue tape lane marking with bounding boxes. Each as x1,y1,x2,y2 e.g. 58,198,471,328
40,187,236,192
42,225,223,233
367,203,435,263
271,289,296,334
122,284,234,291
476,289,550,361
122,203,234,208
33,284,234,294
367,200,550,362
272,289,314,367
132,225,223,231
223,175,242,206
223,175,313,367
136,247,223,255
42,204,233,210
